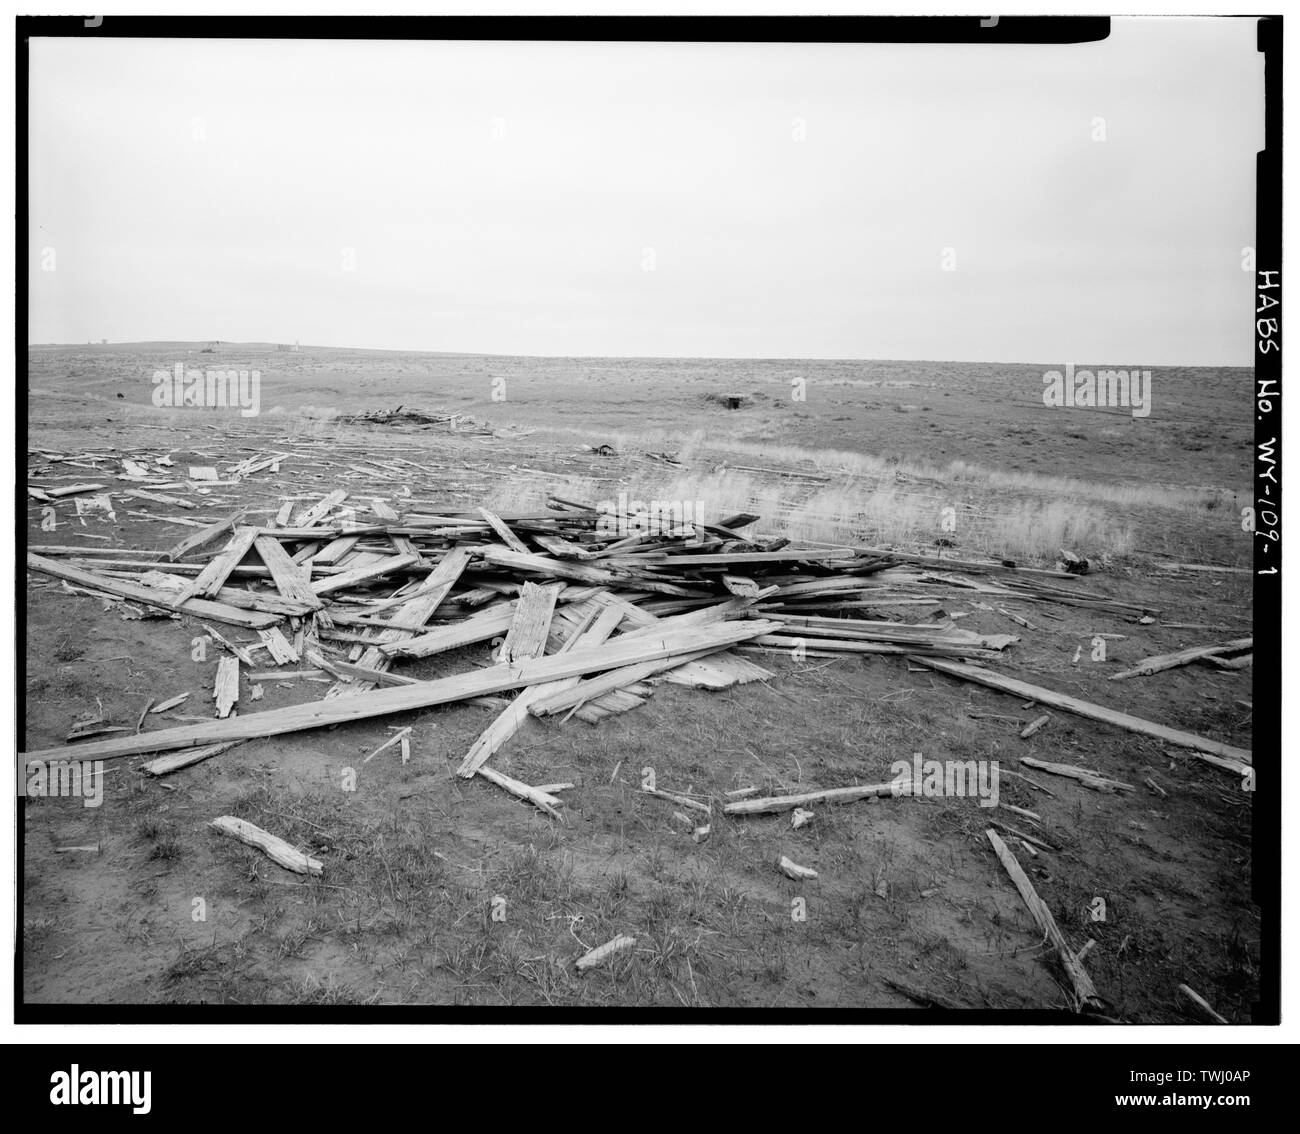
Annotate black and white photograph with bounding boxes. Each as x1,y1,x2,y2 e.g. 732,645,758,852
10,6,1287,1067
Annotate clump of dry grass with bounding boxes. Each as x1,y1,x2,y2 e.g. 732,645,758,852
481,474,602,515
481,460,1139,562
515,421,1236,563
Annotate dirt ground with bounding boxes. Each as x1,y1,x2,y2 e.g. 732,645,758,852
21,345,1257,1016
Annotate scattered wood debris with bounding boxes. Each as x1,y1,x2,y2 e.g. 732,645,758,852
22,458,1252,1029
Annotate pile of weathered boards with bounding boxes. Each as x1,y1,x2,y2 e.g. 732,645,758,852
25,491,1251,815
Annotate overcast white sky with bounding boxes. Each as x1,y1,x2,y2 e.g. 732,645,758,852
28,19,1263,363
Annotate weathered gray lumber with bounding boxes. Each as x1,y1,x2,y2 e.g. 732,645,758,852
1109,637,1252,680
27,553,280,629
23,619,782,764
909,656,1250,770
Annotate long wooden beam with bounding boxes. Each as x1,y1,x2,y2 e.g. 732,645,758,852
909,656,1251,770
23,619,783,765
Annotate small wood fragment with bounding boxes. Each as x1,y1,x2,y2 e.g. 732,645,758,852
474,765,563,821
643,786,710,814
150,692,190,714
778,855,818,880
574,934,636,972
203,623,256,666
1020,713,1050,738
362,726,413,765
209,815,322,875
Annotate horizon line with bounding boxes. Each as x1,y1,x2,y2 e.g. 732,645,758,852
27,341,1254,369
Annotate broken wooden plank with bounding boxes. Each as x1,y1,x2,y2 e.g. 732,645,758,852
23,619,783,764
527,645,729,718
202,623,256,666
479,546,703,597
310,552,419,596
293,488,348,527
258,626,300,665
532,533,595,560
1109,637,1252,680
210,815,322,875
499,581,561,664
175,526,260,604
477,507,532,554
474,765,563,821
329,548,472,696
252,535,324,610
213,656,239,718
1200,652,1252,671
123,488,196,509
312,535,362,566
164,507,248,562
27,553,280,629
43,482,108,498
382,605,519,659
985,828,1102,1012
1021,756,1134,793
368,498,416,553
909,656,1251,770
574,934,636,972
778,855,818,881
142,740,241,775
602,547,855,567
456,605,621,779
1176,983,1229,1024
1020,714,1050,738
362,726,413,764
724,781,900,816
643,786,710,814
